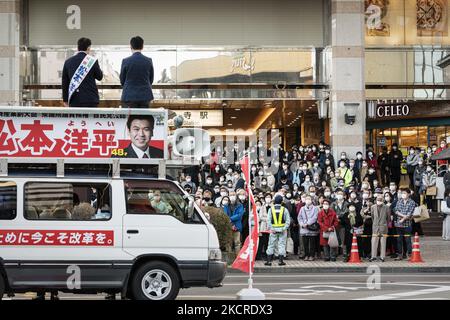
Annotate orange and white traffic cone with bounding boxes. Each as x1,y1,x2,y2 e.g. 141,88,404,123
409,232,424,263
348,233,361,263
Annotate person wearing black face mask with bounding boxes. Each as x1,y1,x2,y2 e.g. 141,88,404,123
389,143,403,187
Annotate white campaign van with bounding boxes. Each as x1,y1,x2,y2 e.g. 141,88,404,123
0,161,226,300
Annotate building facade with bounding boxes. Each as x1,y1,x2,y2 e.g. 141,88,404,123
1,0,450,158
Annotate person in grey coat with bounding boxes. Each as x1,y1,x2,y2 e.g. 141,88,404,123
413,159,426,195
422,165,437,210
406,147,420,189
370,195,391,262
298,194,319,261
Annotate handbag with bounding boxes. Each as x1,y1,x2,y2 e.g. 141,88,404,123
413,206,422,217
286,237,294,254
414,205,430,223
328,230,339,248
426,186,437,196
352,226,364,235
307,222,320,231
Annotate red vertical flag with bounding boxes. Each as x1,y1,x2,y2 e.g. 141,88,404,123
232,155,259,273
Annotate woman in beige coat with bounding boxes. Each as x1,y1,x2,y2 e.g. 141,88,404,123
370,195,391,262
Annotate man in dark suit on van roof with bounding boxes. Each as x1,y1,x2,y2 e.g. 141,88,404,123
120,36,154,108
62,38,103,108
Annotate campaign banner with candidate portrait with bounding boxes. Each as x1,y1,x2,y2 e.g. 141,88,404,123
0,107,168,160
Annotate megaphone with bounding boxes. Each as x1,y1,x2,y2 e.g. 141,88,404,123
168,128,211,160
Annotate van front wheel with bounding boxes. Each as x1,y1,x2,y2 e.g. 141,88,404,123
131,261,180,300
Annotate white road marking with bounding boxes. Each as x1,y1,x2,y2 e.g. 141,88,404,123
227,274,450,278
265,291,322,296
301,285,366,290
222,281,450,286
356,286,450,300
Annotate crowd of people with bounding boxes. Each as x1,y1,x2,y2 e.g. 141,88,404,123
179,140,450,265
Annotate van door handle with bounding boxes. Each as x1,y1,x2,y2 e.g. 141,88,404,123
127,230,139,234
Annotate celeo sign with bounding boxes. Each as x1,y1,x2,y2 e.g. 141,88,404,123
376,103,410,118
0,107,168,160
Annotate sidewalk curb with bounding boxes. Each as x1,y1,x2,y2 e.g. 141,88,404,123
227,266,450,274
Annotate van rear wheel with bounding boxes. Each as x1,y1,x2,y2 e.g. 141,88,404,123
131,261,180,300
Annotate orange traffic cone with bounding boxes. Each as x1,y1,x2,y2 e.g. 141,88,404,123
409,232,424,263
348,233,361,263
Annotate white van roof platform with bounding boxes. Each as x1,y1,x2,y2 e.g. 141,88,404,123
0,158,200,180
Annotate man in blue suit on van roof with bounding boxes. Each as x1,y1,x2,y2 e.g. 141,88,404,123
120,36,154,108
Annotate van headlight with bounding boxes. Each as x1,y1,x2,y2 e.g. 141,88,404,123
209,249,222,261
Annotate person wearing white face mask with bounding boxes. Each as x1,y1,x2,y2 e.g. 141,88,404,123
366,167,377,189
384,192,398,257
318,199,339,261
292,161,303,186
323,188,332,200
354,152,364,179
264,165,276,191
378,146,390,186
319,148,335,171
359,161,369,186
301,175,313,194
340,152,349,166
337,160,353,188
253,167,265,189
348,191,362,211
265,195,291,266
256,199,270,260
360,190,374,259
223,191,244,255
310,162,322,180
298,195,319,261
421,165,437,213
394,188,415,260
388,143,403,187
214,187,229,207
237,190,250,241
181,174,197,193
277,162,293,183
331,190,349,260
259,177,271,193
225,167,234,183
413,159,426,195
370,195,391,262
406,146,420,189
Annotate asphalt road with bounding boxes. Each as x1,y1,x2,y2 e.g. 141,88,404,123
5,273,450,300
178,273,450,300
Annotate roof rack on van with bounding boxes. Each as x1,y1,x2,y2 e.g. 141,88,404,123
0,158,201,179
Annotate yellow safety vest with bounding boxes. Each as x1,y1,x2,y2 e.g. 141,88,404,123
271,206,285,228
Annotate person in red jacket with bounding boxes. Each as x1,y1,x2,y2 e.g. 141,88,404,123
366,149,378,170
318,199,339,261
